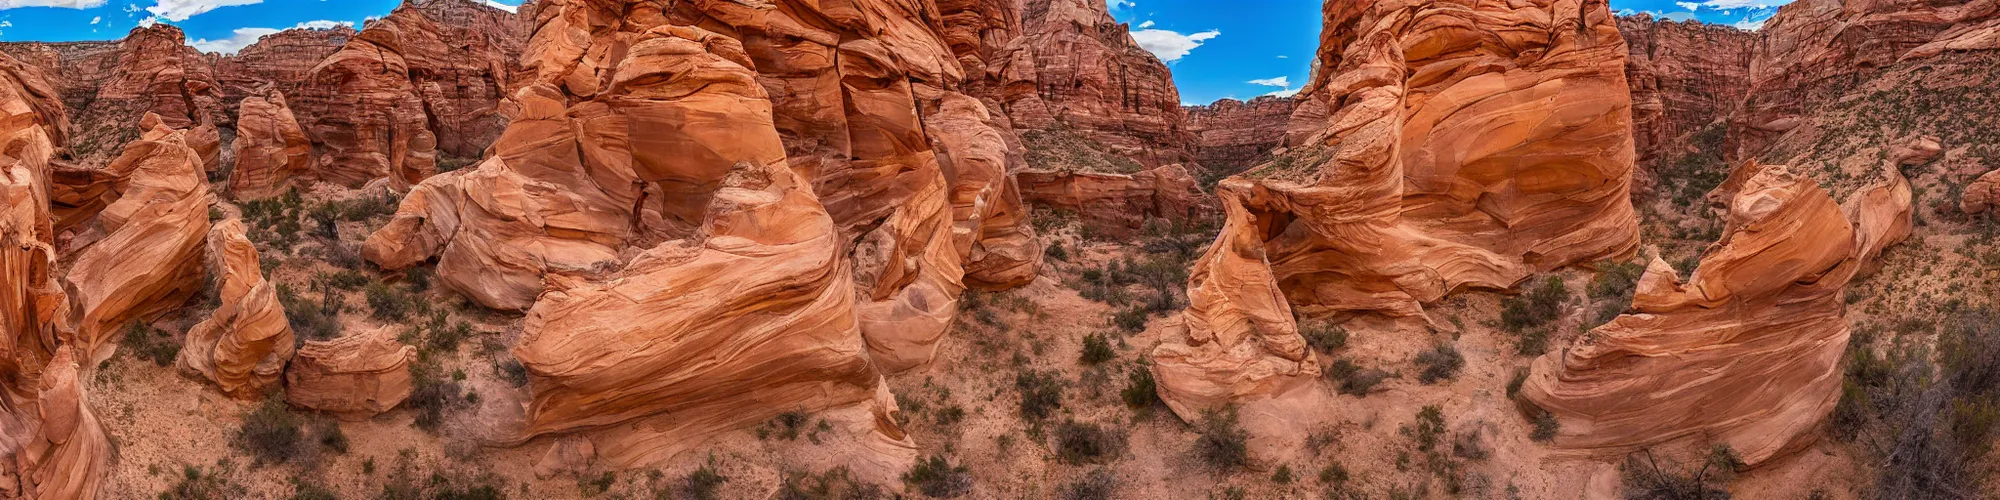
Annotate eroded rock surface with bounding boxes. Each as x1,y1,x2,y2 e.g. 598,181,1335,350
285,329,417,419
62,114,215,365
1521,161,1911,467
1618,15,1756,183
1151,0,1639,417
1017,163,1204,234
1004,0,1194,167
227,90,311,200
178,219,295,399
1185,96,1299,175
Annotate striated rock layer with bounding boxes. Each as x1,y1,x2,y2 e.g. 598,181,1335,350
179,219,295,399
1004,0,1195,167
1184,96,1299,175
61,114,215,366
1152,0,1640,417
1521,160,1912,467
285,329,416,419
1016,163,1204,234
1618,15,1756,183
227,90,311,200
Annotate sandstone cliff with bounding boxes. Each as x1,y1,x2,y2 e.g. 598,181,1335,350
1152,0,1640,417
1184,96,1299,176
1618,15,1756,190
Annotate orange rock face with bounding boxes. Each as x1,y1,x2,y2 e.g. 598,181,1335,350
1185,96,1299,175
1016,163,1204,234
1618,15,1756,182
285,329,417,419
1151,0,1640,415
228,90,312,200
1003,0,1195,167
13,347,112,499
62,114,216,366
0,52,70,384
214,26,357,114
178,219,295,399
297,0,523,188
1521,161,1911,467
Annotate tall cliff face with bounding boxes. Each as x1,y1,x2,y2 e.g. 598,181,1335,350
1009,0,1195,167
0,26,221,166
1618,15,1756,190
1184,96,1299,175
213,26,356,120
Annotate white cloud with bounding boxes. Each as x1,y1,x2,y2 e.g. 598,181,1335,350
481,0,515,13
147,0,262,22
0,0,107,9
1675,2,1700,10
1696,0,1790,9
89,15,99,24
290,19,349,30
1130,28,1218,62
1733,17,1767,30
1265,88,1300,98
136,15,155,27
1247,76,1289,88
1276,55,1288,59
189,27,278,54
0,21,10,27
1136,20,1153,29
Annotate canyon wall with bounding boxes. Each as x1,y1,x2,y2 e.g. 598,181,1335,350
1618,14,1756,187
1184,96,1298,175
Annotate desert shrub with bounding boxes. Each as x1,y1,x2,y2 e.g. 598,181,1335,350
1319,462,1349,485
367,282,418,321
495,358,529,387
1326,358,1390,396
407,365,464,433
1079,333,1116,365
312,416,348,454
405,266,435,292
1045,242,1069,262
1530,408,1560,442
1501,277,1568,334
277,283,342,342
777,467,884,500
1271,464,1293,484
288,480,339,500
1016,369,1065,421
1120,365,1160,409
1057,468,1117,500
758,409,811,441
1112,306,1150,332
1619,447,1736,500
1414,343,1465,384
160,462,246,500
121,321,180,367
377,454,507,500
236,398,303,465
1867,308,2000,499
1195,407,1249,470
1301,320,1348,353
1054,420,1128,464
672,460,728,500
1407,406,1447,452
1506,368,1529,399
903,455,972,498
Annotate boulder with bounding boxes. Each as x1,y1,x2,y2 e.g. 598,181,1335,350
178,219,295,399
285,329,417,419
1521,161,1911,467
228,90,311,200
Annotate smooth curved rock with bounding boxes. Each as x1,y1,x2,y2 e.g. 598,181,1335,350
0,51,69,388
63,115,215,366
284,329,417,419
228,90,311,201
13,347,111,499
179,218,295,399
1521,161,1910,467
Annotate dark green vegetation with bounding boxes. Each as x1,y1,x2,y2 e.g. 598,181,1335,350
1501,276,1569,356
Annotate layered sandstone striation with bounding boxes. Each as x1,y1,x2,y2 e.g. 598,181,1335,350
227,90,312,200
1185,96,1299,175
178,219,295,399
285,329,417,419
1152,0,1640,416
296,0,524,188
213,26,357,114
1017,163,1203,233
1618,15,1756,180
1006,0,1195,167
1521,161,1912,467
10,347,112,499
62,114,216,365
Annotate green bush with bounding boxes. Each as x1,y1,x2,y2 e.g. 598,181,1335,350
1301,321,1349,353
407,365,464,433
1079,333,1116,365
1530,408,1559,442
1120,365,1160,409
758,409,811,441
1506,368,1529,400
236,398,303,465
677,460,728,500
1016,370,1065,421
1326,358,1390,396
1619,447,1736,500
1408,406,1446,452
121,321,180,367
1501,277,1568,334
367,282,417,322
777,467,884,500
902,455,972,498
1054,420,1127,465
1057,468,1117,500
1195,407,1249,470
159,462,246,500
1414,344,1465,384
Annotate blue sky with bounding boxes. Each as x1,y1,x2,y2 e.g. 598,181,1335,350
0,0,1786,106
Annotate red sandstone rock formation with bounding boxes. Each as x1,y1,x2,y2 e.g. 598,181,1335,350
1618,15,1756,184
213,26,356,120
1185,96,1299,175
1004,0,1194,167
1017,163,1203,233
1153,0,1640,416
296,0,523,188
285,329,417,419
1739,0,2000,157
178,219,295,399
9,347,111,499
1521,160,1911,467
228,90,311,200
62,114,216,365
